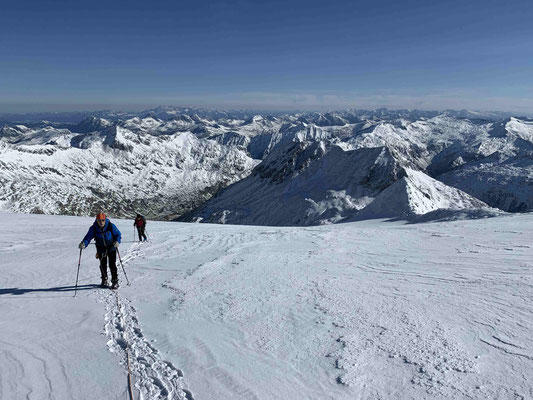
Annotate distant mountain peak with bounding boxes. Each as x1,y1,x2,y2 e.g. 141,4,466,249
355,168,490,220
72,116,112,133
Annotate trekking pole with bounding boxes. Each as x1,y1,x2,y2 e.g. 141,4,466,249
116,248,130,286
133,226,136,242
74,248,82,297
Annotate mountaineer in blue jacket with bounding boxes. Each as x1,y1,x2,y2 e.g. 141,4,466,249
79,213,122,289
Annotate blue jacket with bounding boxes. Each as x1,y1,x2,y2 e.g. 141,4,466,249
82,218,122,255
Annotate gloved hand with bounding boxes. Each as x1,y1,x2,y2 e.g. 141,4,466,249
79,242,86,250
113,241,119,248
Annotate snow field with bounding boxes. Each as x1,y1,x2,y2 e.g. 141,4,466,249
0,213,532,399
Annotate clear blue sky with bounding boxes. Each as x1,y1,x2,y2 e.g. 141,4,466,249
1,0,532,112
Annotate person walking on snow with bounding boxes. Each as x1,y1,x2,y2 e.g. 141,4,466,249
134,213,147,242
79,213,122,289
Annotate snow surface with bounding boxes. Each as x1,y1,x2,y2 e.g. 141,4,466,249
1,213,532,399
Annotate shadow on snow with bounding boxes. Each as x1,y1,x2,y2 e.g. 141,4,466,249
0,284,100,296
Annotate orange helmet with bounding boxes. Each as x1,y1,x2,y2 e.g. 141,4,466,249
96,213,106,221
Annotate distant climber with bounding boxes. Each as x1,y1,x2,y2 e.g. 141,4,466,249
79,213,122,289
134,213,148,242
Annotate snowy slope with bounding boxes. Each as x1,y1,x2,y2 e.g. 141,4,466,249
181,141,407,226
345,115,491,171
439,118,533,212
354,168,498,220
0,123,257,219
184,114,533,224
1,213,532,399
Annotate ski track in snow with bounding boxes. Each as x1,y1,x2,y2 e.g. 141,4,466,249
99,242,192,400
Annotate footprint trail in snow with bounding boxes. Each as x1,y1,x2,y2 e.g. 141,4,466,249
100,243,193,400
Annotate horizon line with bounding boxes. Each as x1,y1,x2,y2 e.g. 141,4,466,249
0,104,529,117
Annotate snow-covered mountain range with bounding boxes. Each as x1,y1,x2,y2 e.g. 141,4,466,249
1,107,531,223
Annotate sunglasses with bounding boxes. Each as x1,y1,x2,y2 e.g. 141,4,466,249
97,219,106,222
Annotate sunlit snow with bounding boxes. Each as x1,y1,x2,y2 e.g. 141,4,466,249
1,213,531,399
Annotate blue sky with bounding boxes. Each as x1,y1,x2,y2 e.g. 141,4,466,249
1,0,532,112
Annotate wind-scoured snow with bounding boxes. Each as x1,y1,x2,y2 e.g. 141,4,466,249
1,212,532,399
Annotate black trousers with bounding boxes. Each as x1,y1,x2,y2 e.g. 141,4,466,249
99,251,118,282
137,226,147,241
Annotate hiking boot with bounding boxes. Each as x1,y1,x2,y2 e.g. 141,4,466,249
100,278,108,288
110,280,119,290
